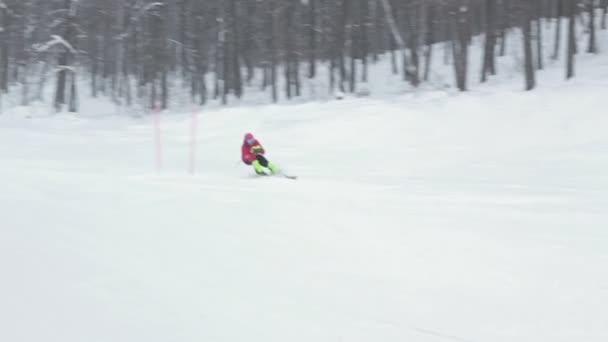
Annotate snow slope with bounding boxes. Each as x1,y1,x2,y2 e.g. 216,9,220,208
2,47,608,342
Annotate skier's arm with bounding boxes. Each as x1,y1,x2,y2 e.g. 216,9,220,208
242,144,252,162
251,143,265,155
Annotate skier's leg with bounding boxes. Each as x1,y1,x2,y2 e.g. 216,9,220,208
256,155,278,174
267,162,279,174
255,155,269,167
252,159,265,174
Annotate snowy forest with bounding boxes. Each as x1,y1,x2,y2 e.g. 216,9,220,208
0,0,605,112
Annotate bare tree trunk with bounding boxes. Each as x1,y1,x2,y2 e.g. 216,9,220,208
0,5,10,93
588,0,598,53
195,5,209,106
389,34,398,74
481,0,497,82
120,2,133,108
222,37,229,104
498,0,509,56
88,3,99,98
294,47,301,97
379,0,408,77
215,1,226,104
18,1,31,106
101,6,112,95
452,2,470,91
69,70,78,112
20,63,29,106
368,0,380,62
421,3,434,82
243,0,255,84
327,0,338,95
535,0,544,70
602,0,607,29
553,0,562,60
349,0,358,93
55,0,78,112
269,0,278,103
338,0,349,93
284,0,297,99
566,0,576,79
308,0,317,78
229,0,243,99
522,0,536,90
404,2,420,86
159,4,168,110
150,80,157,109
359,0,369,83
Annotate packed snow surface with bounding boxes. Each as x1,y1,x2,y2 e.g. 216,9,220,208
1,56,608,342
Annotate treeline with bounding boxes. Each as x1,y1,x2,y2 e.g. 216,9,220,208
0,0,605,112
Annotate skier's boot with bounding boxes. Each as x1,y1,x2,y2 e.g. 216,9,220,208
267,162,279,174
252,160,266,175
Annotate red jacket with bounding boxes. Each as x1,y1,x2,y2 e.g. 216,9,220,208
242,139,265,163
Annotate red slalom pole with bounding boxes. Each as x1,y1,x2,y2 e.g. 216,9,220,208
189,107,199,175
153,104,163,172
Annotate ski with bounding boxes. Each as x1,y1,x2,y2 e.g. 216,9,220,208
255,172,297,180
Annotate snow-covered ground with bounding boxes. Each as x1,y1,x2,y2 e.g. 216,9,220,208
2,35,608,342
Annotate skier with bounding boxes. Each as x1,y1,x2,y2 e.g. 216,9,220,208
241,133,279,175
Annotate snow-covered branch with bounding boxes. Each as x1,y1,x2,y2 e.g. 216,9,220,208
33,35,78,54
134,2,164,20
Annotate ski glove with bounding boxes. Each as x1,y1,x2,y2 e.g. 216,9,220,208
251,146,264,154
